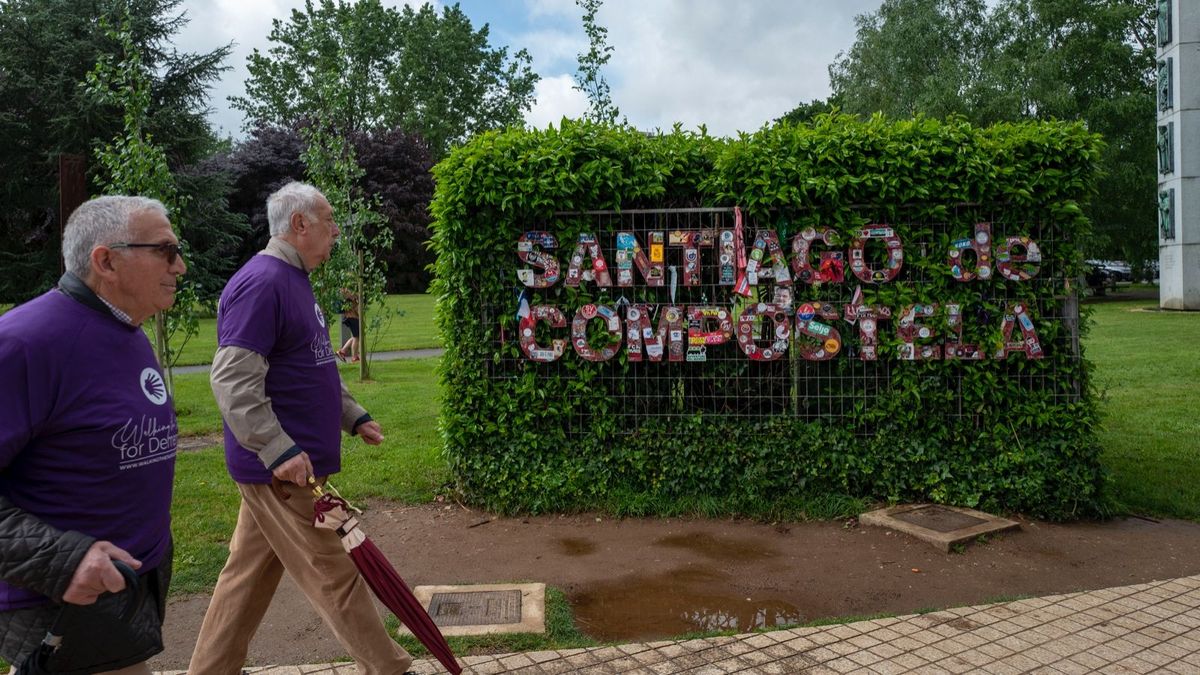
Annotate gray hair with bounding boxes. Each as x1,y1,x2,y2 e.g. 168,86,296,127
267,181,326,237
62,196,169,278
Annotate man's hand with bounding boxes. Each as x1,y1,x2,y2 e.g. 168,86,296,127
63,541,141,605
272,451,314,486
356,421,384,445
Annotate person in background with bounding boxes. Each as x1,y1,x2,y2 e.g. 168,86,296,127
337,288,360,363
187,181,413,675
0,196,186,673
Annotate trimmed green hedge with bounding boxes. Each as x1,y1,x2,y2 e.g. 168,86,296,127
431,116,1107,519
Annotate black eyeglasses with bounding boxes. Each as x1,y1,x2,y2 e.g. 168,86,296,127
109,242,185,265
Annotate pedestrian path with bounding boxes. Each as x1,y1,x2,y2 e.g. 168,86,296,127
174,348,444,375
169,573,1200,674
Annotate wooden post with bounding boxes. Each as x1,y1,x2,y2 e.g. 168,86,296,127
58,154,87,275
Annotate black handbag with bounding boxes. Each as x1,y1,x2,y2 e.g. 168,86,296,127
17,561,165,675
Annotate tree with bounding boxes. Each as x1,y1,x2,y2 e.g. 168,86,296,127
573,0,620,124
232,0,538,159
776,98,840,126
85,11,198,393
825,0,1157,267
299,65,393,380
0,0,230,302
200,124,434,293
829,0,992,120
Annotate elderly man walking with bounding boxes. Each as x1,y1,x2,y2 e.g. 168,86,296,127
0,196,186,673
187,182,413,674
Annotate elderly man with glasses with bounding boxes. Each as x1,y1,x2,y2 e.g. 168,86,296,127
0,195,186,673
188,181,414,675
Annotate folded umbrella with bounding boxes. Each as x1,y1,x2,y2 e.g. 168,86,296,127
275,478,463,675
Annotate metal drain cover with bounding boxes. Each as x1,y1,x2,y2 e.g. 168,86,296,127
892,505,988,533
428,589,522,626
860,504,1020,552
406,583,546,637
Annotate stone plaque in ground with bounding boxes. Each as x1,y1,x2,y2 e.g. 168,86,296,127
429,589,522,626
892,505,988,533
860,504,1020,552
407,582,546,637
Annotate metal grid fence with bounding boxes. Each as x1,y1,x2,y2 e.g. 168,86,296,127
487,206,1081,438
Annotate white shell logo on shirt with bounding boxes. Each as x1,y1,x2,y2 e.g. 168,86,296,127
140,368,168,406
314,303,326,328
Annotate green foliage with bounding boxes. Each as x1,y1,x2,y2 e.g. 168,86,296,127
0,0,229,302
573,0,620,125
233,0,538,158
827,0,1156,268
431,117,1108,520
85,11,198,392
298,56,395,380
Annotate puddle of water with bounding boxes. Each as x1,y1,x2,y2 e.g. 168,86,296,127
655,532,779,561
556,537,597,556
571,567,803,641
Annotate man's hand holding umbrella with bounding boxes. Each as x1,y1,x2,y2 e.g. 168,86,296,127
273,452,316,486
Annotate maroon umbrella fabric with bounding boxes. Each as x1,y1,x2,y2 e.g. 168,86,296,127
308,488,463,675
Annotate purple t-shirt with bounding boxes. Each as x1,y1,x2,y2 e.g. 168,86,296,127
0,291,177,610
217,254,342,483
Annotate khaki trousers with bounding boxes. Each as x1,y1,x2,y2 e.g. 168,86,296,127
187,481,412,675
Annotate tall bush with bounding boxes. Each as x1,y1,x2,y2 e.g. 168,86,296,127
431,116,1106,519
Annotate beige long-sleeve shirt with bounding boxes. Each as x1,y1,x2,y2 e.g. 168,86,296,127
210,237,369,470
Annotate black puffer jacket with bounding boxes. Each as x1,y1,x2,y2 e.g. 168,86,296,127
0,493,98,662
0,495,173,666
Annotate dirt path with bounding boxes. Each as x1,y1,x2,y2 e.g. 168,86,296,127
155,502,1200,669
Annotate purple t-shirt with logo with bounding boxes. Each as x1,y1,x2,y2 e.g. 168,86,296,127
217,254,342,483
0,291,177,610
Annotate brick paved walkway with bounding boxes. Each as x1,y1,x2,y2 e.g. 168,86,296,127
173,573,1200,674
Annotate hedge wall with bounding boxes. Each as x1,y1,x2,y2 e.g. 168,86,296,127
430,115,1107,519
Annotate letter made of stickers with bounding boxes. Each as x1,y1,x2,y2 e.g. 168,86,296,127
615,231,665,287
849,226,904,284
944,304,984,360
791,227,845,285
996,235,1041,281
736,303,790,361
572,304,622,362
897,304,939,361
995,303,1044,360
516,232,560,288
668,230,713,286
948,223,994,282
685,306,733,363
745,230,792,287
625,305,686,362
565,233,613,287
794,302,842,361
519,305,567,362
846,305,892,361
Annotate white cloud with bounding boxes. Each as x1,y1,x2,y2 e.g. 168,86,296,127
596,0,881,136
526,75,590,129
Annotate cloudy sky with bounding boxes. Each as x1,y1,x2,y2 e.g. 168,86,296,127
174,0,885,139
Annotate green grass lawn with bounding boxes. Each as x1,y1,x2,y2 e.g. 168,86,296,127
1084,300,1200,520
163,293,441,366
171,357,446,594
